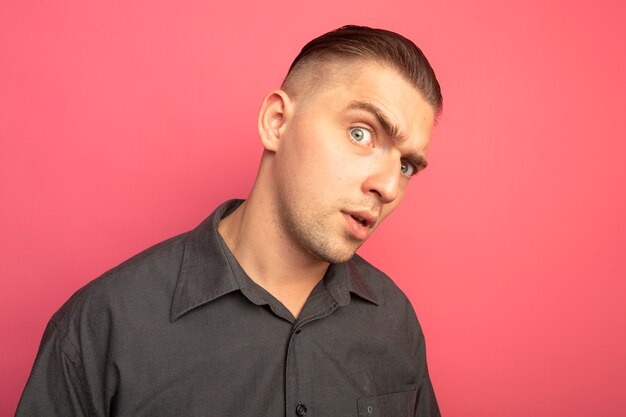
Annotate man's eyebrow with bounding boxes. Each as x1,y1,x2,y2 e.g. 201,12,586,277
346,101,401,140
409,154,428,173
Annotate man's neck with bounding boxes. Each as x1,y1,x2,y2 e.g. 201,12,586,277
217,197,329,319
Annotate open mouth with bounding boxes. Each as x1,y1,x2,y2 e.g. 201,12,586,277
342,211,375,241
351,214,368,227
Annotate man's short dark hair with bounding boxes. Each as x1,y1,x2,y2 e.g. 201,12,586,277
283,25,443,116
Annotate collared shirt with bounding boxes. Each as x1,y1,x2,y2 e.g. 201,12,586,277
16,200,440,417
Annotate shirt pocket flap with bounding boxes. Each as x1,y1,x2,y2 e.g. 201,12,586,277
357,389,417,417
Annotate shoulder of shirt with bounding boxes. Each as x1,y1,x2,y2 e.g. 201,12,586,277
48,231,190,331
348,254,425,341
349,254,413,308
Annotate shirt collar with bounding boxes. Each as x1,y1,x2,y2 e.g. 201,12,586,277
325,258,379,307
170,199,379,322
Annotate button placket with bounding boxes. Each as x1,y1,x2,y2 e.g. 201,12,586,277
285,289,341,416
285,321,313,417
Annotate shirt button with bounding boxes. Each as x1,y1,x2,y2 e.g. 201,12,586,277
295,327,302,334
295,403,307,416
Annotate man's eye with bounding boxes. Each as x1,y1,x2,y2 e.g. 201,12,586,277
349,127,373,146
400,160,416,177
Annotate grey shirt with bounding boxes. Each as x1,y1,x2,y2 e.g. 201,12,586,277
16,199,440,417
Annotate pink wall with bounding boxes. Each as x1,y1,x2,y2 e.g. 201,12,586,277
2,0,625,415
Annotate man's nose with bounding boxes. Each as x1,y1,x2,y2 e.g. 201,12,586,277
362,156,401,204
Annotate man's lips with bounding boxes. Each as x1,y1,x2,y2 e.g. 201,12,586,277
343,210,377,228
342,210,378,241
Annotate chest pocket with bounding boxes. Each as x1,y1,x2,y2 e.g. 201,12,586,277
357,389,417,417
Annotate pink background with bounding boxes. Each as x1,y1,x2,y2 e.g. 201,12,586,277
2,0,625,416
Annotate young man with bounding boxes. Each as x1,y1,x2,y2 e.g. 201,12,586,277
17,25,443,416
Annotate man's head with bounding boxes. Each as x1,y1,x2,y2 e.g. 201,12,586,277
255,25,441,263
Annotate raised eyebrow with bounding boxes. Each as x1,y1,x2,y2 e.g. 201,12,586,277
346,101,401,140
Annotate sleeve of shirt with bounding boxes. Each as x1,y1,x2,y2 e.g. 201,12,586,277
414,362,440,417
15,318,96,417
410,304,441,417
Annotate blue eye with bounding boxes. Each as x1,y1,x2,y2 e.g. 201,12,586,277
349,127,373,146
401,160,416,177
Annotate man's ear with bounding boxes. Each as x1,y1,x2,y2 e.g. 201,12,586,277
258,89,293,152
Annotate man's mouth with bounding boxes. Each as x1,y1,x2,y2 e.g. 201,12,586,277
343,210,377,228
351,214,368,227
342,210,378,241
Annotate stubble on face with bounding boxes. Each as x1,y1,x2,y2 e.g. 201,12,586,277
273,186,364,264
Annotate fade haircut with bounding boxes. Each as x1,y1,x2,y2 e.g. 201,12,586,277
282,25,443,116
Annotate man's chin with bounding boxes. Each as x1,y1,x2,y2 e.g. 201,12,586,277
309,242,362,264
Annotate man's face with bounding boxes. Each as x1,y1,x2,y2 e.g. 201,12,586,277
271,60,435,263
